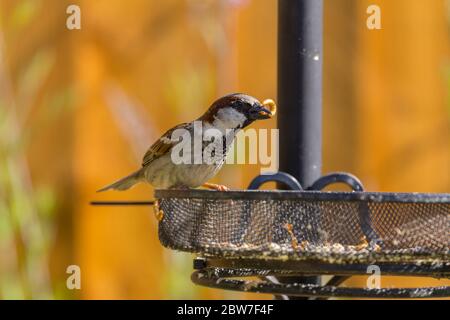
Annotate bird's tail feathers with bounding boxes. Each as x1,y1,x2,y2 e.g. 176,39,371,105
97,169,144,192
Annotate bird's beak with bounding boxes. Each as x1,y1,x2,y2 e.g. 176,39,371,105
249,103,273,120
250,105,272,120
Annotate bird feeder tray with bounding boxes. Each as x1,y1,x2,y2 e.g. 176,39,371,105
155,188,450,298
156,189,449,265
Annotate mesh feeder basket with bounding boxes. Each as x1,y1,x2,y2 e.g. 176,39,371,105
155,172,450,299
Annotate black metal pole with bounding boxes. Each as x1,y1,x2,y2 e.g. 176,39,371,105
277,0,323,293
278,0,323,188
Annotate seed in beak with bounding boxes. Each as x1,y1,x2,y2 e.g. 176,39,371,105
262,99,277,117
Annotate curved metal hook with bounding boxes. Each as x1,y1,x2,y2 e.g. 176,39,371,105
308,172,364,192
248,172,303,191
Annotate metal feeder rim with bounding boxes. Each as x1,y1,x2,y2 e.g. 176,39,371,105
195,258,450,279
155,189,450,203
191,269,450,299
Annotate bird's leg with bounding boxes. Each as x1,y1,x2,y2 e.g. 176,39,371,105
202,183,229,191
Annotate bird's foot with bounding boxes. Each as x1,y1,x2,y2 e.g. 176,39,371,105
202,183,229,191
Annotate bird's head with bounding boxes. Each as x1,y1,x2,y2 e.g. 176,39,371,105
200,93,275,130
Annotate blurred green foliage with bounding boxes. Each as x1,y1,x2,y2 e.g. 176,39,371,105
0,0,69,299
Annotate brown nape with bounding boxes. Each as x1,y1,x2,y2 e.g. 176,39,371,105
199,93,250,123
199,95,235,123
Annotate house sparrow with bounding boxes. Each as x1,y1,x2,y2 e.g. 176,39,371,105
98,93,276,192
